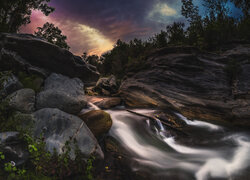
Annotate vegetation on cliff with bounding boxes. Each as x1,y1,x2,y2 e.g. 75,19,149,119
85,0,250,79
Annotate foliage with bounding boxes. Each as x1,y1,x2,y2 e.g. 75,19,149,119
17,71,43,93
166,22,186,45
35,22,70,50
0,132,97,179
85,156,95,180
0,0,54,33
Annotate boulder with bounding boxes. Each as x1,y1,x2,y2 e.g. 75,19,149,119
6,88,35,113
0,33,99,84
32,108,104,160
36,73,87,114
79,110,112,138
0,72,23,100
95,75,118,95
0,132,29,166
119,45,250,127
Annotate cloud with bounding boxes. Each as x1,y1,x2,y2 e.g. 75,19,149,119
149,3,177,17
21,0,186,55
20,10,115,56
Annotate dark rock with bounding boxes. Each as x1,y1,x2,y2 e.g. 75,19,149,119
0,132,29,166
0,33,99,84
79,110,112,138
95,75,118,95
36,73,87,114
0,72,23,100
6,88,35,113
119,45,250,127
32,108,104,160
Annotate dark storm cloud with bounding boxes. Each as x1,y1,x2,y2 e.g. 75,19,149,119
49,0,184,41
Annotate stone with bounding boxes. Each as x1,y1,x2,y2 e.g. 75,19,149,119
0,33,99,84
36,73,87,114
79,110,112,138
0,132,29,166
0,72,23,100
6,88,35,113
95,75,118,95
32,108,104,160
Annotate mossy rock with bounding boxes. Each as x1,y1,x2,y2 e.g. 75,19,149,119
17,71,44,92
79,110,112,138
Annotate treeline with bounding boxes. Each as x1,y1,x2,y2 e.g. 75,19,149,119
85,0,250,79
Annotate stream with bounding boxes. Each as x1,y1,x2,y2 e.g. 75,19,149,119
104,108,250,180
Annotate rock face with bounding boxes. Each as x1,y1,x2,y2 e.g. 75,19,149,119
95,75,118,95
36,73,87,114
79,110,112,138
0,72,23,100
32,108,103,159
119,45,250,127
6,88,35,113
0,33,99,84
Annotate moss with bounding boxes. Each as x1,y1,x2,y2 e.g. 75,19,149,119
79,110,112,138
17,72,43,93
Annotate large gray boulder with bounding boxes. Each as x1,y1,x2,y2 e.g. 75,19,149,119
6,88,35,113
0,33,99,84
36,73,87,114
0,72,23,100
32,108,103,160
119,45,250,127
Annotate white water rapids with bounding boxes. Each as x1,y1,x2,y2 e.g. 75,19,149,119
104,109,250,180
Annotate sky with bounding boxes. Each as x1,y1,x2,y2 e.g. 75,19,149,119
20,0,241,56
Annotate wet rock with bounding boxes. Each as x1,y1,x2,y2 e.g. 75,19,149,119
32,108,103,160
36,73,87,114
79,110,112,138
6,88,35,113
0,72,23,100
95,75,118,95
0,33,99,84
0,132,29,166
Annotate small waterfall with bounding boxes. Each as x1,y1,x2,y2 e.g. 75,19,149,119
87,102,100,110
107,109,250,179
175,113,222,131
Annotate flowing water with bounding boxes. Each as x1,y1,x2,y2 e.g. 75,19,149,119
105,108,250,180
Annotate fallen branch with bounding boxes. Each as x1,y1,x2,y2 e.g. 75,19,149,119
126,109,187,136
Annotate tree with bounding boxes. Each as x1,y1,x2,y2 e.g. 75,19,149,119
181,0,200,22
181,0,203,46
154,30,167,48
0,0,54,33
166,22,186,45
35,22,70,50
